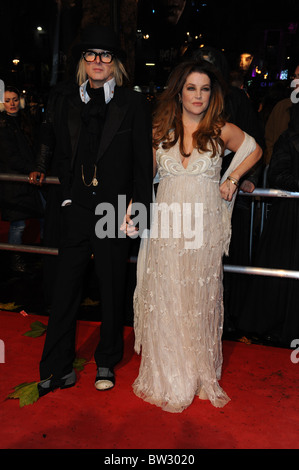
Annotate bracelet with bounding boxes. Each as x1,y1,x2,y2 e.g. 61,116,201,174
227,176,239,187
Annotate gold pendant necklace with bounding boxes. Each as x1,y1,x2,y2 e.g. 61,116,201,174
81,164,98,187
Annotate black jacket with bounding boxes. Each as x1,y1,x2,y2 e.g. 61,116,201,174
0,112,44,221
268,130,299,192
36,80,153,229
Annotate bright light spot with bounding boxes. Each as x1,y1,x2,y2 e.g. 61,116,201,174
280,69,288,80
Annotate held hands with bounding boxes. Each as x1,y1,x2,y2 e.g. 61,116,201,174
120,200,139,238
219,176,239,202
29,171,45,186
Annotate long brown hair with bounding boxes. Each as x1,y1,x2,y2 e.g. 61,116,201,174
153,59,226,157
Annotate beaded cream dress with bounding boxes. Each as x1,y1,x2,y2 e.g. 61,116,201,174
133,133,256,412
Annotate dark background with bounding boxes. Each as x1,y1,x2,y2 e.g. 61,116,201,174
0,0,298,94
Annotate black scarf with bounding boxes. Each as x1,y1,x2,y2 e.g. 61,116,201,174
80,82,107,156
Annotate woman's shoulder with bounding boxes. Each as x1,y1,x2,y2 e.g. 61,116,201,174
0,112,7,128
219,122,255,156
220,122,245,144
220,121,242,136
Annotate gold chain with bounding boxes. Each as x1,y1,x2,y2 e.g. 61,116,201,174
81,164,98,187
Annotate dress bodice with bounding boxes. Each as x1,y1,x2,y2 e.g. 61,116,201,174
156,140,222,181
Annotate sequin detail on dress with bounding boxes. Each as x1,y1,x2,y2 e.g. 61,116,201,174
133,133,256,412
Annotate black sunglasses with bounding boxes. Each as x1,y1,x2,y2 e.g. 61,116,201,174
82,50,114,64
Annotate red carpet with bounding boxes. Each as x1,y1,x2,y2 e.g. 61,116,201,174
0,310,298,450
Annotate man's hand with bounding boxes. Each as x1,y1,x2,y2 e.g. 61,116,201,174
240,180,255,193
29,171,45,186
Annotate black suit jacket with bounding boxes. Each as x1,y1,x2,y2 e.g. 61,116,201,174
46,82,153,229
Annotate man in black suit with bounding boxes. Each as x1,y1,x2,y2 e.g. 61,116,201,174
38,24,153,396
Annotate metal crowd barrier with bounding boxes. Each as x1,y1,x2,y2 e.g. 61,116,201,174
1,172,299,280
0,174,60,184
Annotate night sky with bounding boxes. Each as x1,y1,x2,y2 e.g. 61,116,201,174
0,0,298,89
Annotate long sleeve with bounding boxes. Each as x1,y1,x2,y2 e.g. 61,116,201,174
264,98,291,165
268,133,299,192
34,89,59,175
0,117,35,174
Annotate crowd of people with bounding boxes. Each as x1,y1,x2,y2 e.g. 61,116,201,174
0,23,298,412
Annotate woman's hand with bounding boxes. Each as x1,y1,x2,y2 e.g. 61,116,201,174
219,177,239,201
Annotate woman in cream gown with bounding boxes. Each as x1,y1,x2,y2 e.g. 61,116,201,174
128,60,262,413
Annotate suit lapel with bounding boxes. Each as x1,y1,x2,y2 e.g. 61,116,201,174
96,87,128,163
67,93,82,168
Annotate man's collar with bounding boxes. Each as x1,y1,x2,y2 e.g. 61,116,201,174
79,77,116,104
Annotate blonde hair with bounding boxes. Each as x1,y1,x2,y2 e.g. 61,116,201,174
76,56,128,86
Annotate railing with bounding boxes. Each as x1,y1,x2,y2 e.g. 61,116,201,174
1,172,299,280
0,174,60,184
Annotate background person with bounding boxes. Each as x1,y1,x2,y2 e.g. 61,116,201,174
0,86,44,273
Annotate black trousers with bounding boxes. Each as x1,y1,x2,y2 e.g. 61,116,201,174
39,202,130,380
